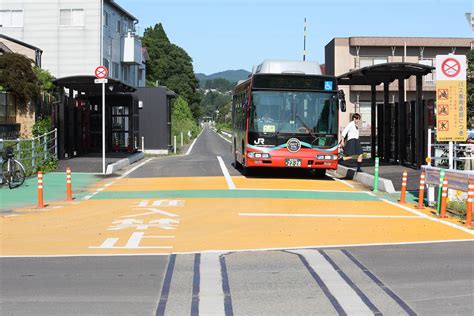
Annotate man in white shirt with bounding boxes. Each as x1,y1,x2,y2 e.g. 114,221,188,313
340,113,364,172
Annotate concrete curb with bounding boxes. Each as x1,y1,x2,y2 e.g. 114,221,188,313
336,164,396,193
105,152,145,175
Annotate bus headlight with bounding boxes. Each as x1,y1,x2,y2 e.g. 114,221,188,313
317,155,337,160
248,152,271,159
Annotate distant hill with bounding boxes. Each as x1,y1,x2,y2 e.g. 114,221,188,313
196,69,250,83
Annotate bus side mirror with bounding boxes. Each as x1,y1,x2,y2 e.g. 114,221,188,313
338,90,346,112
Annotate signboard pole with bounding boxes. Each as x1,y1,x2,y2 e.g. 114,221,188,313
94,65,108,175
102,81,106,174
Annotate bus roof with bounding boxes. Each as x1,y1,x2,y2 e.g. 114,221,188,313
253,59,322,75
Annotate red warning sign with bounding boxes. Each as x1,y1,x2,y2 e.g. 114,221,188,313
441,58,460,78
95,66,108,79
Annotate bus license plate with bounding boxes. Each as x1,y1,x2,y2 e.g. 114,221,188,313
285,158,301,167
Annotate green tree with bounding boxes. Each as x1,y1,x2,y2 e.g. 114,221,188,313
0,53,40,113
33,67,55,93
171,96,200,141
142,23,201,119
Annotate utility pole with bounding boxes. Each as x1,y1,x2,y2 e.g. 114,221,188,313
303,18,307,61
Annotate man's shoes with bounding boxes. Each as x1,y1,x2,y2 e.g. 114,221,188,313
356,168,363,172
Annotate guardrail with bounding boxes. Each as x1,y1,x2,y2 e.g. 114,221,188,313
0,129,58,177
427,128,474,170
422,165,474,206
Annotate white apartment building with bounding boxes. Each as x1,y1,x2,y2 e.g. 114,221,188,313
0,0,146,87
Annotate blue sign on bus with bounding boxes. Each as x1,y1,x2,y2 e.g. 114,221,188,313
324,81,333,90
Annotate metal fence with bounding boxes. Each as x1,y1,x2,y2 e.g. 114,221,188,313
426,128,474,170
0,129,58,176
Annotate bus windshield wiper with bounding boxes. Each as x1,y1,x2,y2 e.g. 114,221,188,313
295,114,319,144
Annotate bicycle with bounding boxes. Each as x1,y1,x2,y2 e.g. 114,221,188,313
2,145,26,189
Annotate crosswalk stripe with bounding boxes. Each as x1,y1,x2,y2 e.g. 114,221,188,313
156,254,176,316
293,249,373,315
292,251,346,315
319,250,382,315
342,250,417,316
199,253,226,315
191,254,200,316
219,255,234,315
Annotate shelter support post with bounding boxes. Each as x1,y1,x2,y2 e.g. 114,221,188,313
398,77,406,165
377,103,384,158
416,75,423,167
410,101,416,164
383,82,391,162
371,84,376,159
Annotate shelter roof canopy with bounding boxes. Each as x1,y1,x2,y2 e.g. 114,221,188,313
337,62,435,86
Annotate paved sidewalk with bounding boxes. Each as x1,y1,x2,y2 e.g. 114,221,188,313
0,172,101,212
340,159,421,191
57,153,131,173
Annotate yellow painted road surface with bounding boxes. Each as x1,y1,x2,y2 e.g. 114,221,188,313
1,176,472,256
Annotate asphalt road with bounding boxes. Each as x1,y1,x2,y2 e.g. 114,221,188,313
1,126,473,315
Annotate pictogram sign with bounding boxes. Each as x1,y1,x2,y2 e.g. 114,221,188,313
437,89,448,100
95,66,108,79
438,120,449,131
437,104,449,116
441,58,461,78
435,55,467,141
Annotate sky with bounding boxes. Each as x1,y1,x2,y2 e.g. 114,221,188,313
119,0,473,75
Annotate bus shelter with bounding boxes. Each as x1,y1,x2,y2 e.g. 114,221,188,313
54,76,139,159
337,63,435,168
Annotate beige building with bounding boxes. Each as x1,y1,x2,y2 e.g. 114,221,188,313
0,34,43,138
325,37,473,137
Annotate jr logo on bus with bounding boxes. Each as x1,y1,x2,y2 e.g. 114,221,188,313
286,138,301,153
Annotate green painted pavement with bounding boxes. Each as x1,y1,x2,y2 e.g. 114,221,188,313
91,189,378,201
1,172,101,211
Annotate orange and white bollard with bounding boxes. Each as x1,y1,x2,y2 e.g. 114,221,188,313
37,171,44,208
439,177,448,218
466,180,473,227
415,172,426,209
399,170,408,204
66,167,72,201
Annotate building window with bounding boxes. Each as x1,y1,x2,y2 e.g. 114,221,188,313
0,92,16,124
103,58,110,73
59,9,84,26
122,65,129,82
116,20,121,33
0,10,23,27
113,62,119,79
103,11,109,26
419,58,435,85
359,56,388,68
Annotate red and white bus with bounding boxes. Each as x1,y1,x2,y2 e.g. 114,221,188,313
232,59,346,176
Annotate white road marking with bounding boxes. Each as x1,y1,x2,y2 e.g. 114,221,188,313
122,208,179,218
185,127,205,155
217,156,235,189
199,253,226,315
239,213,420,219
380,198,474,235
234,188,365,193
326,172,355,188
292,249,373,315
3,239,473,258
215,131,232,143
82,158,153,200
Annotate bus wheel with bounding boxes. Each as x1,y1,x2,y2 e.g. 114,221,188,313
314,169,326,178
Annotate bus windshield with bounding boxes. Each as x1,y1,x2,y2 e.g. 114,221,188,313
249,91,338,145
